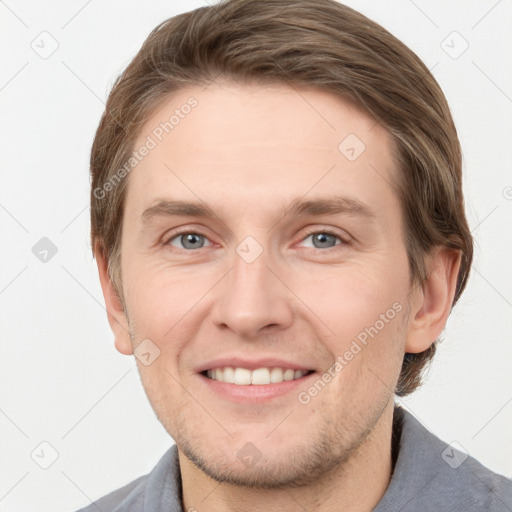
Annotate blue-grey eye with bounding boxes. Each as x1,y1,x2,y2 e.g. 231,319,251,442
168,232,212,250
303,232,341,249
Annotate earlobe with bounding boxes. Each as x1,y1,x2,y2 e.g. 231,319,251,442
405,248,462,353
94,242,134,356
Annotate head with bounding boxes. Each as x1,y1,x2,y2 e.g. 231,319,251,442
91,0,472,488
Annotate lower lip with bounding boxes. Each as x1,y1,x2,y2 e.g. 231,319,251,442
199,372,316,402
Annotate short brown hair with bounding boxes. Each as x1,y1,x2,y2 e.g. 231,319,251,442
90,0,473,396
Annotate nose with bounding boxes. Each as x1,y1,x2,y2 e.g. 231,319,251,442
210,243,294,339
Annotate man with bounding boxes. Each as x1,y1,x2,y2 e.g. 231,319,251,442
79,0,512,510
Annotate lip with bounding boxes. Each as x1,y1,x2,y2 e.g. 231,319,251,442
194,357,314,374
199,370,317,402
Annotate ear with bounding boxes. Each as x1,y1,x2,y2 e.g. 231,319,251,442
94,242,133,356
405,247,462,353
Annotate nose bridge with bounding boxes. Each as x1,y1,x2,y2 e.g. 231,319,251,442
211,234,293,337
233,237,272,292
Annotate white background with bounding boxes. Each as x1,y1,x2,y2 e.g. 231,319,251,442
1,1,511,511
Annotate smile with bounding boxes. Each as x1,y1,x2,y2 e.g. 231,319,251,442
203,367,314,385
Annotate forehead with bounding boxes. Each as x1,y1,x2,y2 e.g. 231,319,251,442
126,81,399,223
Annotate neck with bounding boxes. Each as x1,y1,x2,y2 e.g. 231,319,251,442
179,403,396,512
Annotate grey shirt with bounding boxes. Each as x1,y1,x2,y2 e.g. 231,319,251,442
75,406,512,511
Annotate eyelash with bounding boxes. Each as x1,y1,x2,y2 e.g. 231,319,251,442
162,227,350,252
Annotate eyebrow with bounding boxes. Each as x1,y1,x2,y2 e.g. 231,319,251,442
141,195,376,226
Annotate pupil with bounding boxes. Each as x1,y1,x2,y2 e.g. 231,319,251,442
184,234,202,248
315,233,332,248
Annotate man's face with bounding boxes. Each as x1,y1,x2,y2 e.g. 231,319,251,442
117,82,416,486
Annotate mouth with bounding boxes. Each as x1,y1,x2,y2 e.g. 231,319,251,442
201,366,316,385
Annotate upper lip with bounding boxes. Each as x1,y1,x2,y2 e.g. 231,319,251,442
195,357,315,374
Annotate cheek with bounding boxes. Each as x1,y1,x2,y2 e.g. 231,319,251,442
297,262,409,390
123,259,210,339
135,360,186,436
300,261,407,336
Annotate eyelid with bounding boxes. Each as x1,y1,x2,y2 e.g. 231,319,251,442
296,226,351,248
162,226,215,248
162,225,352,250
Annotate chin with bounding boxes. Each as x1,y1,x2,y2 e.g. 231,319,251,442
176,427,357,489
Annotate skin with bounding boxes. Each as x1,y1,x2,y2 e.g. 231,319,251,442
96,81,461,512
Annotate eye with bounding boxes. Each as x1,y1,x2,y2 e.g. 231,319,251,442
165,230,213,250
298,229,347,249
163,228,349,252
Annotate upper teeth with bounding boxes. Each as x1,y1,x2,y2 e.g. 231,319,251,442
206,367,308,385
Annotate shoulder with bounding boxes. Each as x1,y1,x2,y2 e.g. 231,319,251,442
438,445,512,510
376,406,512,511
412,413,512,509
428,453,512,511
73,474,147,512
72,444,181,512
